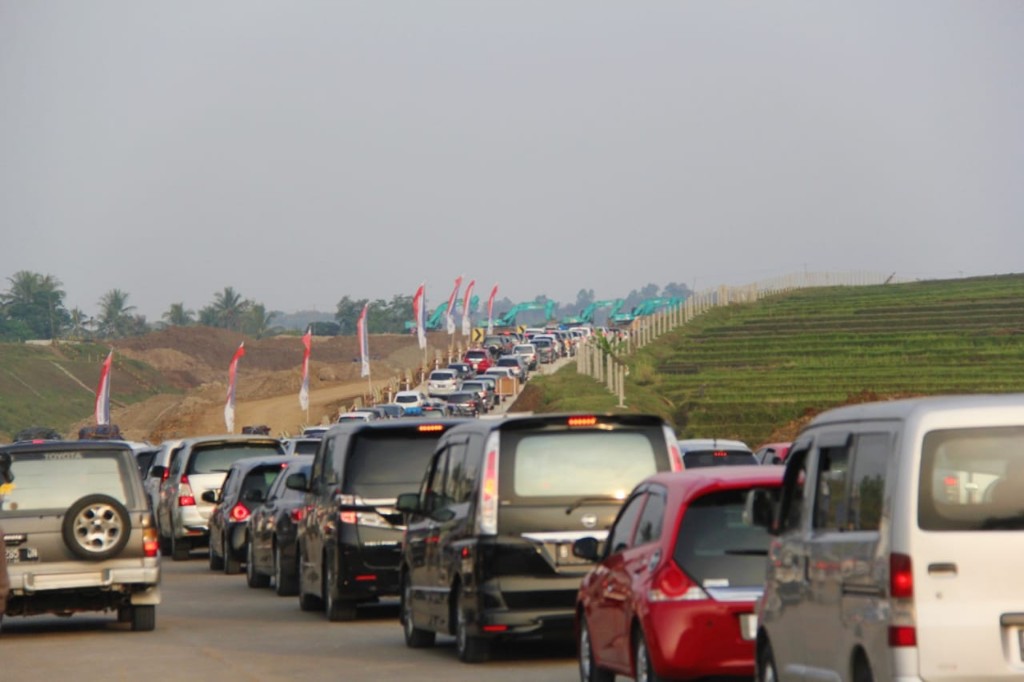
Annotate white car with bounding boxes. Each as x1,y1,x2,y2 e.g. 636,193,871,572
395,390,428,415
426,369,460,397
512,343,538,370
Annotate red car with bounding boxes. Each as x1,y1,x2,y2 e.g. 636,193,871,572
462,347,492,373
574,466,784,681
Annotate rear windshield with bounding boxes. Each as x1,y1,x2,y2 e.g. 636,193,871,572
187,443,283,474
292,440,320,456
466,350,488,359
920,425,1024,531
497,358,519,366
342,429,448,499
396,394,419,404
0,450,132,513
242,464,287,497
683,449,757,468
673,489,773,588
503,429,663,500
430,372,455,380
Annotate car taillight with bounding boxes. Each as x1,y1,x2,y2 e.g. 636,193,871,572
161,468,170,482
229,503,250,522
477,433,499,535
143,527,159,557
339,494,356,524
648,560,707,602
664,426,683,471
290,507,306,523
178,475,195,507
888,552,916,647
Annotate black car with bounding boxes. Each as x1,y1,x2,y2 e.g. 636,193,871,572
287,419,466,621
246,456,314,594
445,391,483,417
205,455,291,575
396,413,681,662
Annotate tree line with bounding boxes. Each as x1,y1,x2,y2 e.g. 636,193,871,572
0,270,690,341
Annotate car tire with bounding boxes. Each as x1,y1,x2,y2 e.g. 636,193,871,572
274,543,298,597
208,536,224,571
454,588,491,663
757,639,779,682
634,629,665,682
246,539,270,588
130,604,156,632
401,574,435,648
171,534,190,561
324,556,357,622
61,494,131,561
158,532,172,556
578,616,614,682
223,534,241,575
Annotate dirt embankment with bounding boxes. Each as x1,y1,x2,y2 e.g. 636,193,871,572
102,326,459,442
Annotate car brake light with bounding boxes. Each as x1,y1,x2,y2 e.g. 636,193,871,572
567,416,597,427
888,626,917,647
143,527,159,557
178,475,195,507
418,424,444,433
161,467,170,482
664,426,683,471
290,507,306,523
339,494,356,524
477,434,499,535
890,553,913,598
229,503,250,522
648,560,706,602
888,552,916,647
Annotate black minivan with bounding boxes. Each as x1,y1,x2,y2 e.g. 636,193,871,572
287,418,466,621
396,412,682,662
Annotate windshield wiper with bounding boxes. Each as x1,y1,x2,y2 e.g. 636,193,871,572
565,496,620,515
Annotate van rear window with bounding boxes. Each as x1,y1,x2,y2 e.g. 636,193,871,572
342,432,443,499
682,449,757,468
187,444,283,474
920,426,1024,531
0,451,130,513
507,431,659,499
673,489,772,588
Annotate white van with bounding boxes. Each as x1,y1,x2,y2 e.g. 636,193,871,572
753,393,1024,682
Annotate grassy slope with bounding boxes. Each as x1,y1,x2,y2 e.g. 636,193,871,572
529,274,1024,446
0,342,178,441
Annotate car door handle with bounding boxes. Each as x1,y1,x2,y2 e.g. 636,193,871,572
928,562,957,576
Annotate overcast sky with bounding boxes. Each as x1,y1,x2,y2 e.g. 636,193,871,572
2,1,1021,320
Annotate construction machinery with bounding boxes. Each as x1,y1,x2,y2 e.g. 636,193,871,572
492,300,556,328
562,299,625,326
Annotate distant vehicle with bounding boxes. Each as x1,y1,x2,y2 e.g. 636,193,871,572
445,391,483,417
459,379,494,411
375,403,406,419
241,425,272,435
676,438,757,468
246,456,315,595
512,343,538,371
337,411,377,423
426,369,460,398
12,426,62,442
282,437,321,457
394,390,428,416
78,423,123,440
302,426,329,439
446,362,475,380
753,441,792,465
462,348,492,373
495,355,528,382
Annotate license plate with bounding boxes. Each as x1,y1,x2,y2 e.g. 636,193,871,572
5,547,17,563
740,613,757,641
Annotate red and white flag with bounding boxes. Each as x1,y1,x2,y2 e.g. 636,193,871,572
487,283,499,335
357,303,370,378
412,284,427,350
224,342,245,433
298,328,311,412
461,279,476,336
445,275,463,335
94,351,113,426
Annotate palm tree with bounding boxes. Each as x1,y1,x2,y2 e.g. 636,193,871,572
96,289,137,338
1,271,69,339
66,307,93,340
242,303,277,339
162,302,195,327
211,287,246,331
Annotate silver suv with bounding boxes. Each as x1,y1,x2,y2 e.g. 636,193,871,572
156,435,284,561
0,440,161,631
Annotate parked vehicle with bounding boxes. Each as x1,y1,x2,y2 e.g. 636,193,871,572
246,456,315,595
753,441,791,465
427,369,461,398
0,440,161,631
574,466,783,681
205,455,292,575
753,393,1024,682
288,419,467,621
676,438,757,467
396,413,683,663
156,435,285,561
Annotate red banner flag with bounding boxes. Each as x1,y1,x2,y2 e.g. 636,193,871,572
357,303,370,378
462,279,476,336
487,283,499,335
412,284,426,350
94,351,113,426
224,342,246,433
446,275,463,335
299,328,311,412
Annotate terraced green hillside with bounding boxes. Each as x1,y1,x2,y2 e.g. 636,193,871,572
639,274,1024,444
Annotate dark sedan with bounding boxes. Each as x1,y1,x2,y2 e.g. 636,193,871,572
245,456,314,595
445,391,483,417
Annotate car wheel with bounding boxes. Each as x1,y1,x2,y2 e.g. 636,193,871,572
634,629,665,682
324,556,356,622
223,534,241,575
578,616,614,682
208,535,224,571
130,605,156,632
274,543,298,597
61,494,131,561
171,534,190,561
246,538,270,588
158,532,172,556
454,588,491,663
401,574,435,648
757,639,779,682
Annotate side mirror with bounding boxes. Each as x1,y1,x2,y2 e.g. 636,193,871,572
201,489,220,504
149,465,166,480
573,536,601,561
395,492,421,514
744,488,778,533
285,472,309,492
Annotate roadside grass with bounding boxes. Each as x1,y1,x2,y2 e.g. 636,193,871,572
541,274,1024,446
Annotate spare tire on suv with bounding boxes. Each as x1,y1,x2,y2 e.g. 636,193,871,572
0,440,161,631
